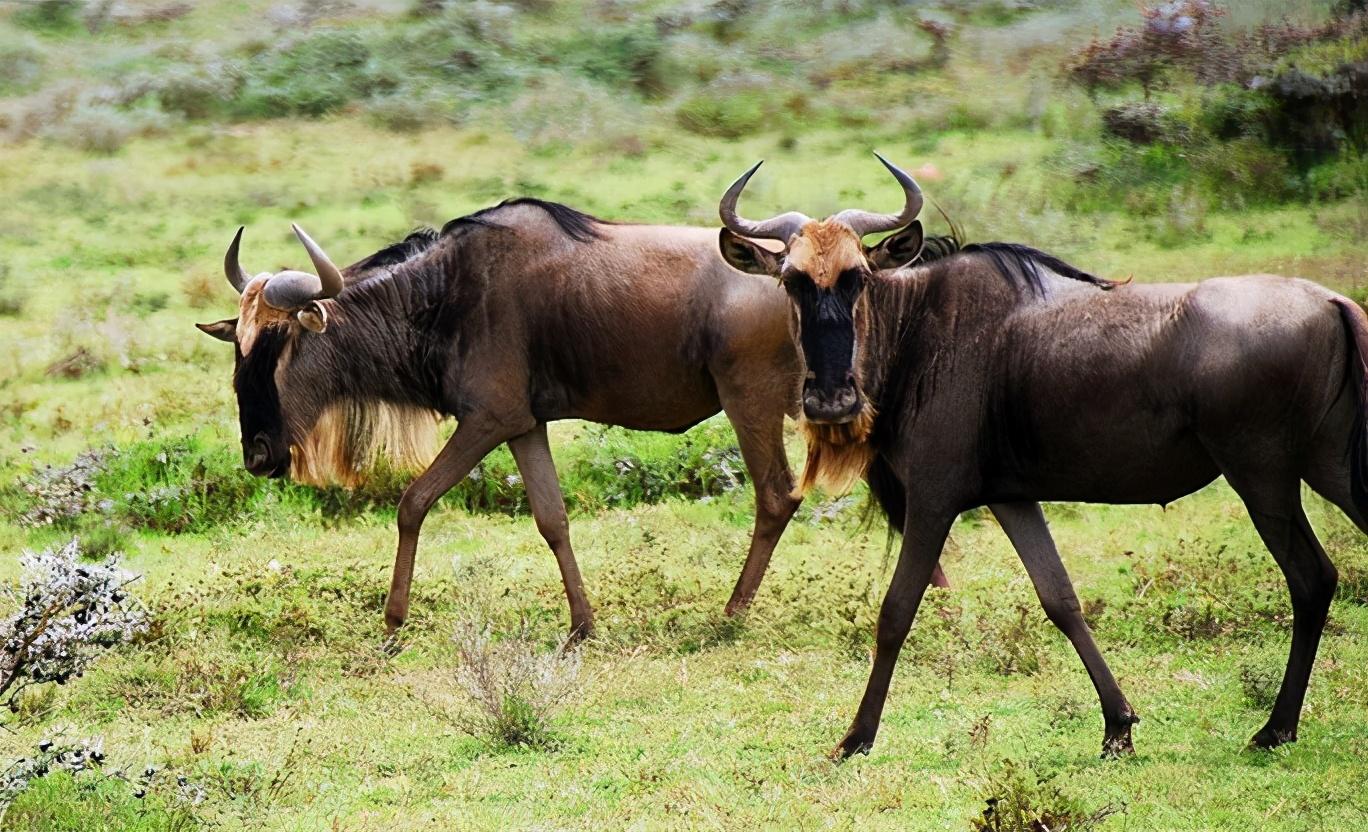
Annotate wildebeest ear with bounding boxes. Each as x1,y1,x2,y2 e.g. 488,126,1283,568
718,228,782,276
195,318,237,342
295,301,328,334
865,220,924,270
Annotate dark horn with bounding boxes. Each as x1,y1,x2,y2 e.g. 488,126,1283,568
291,223,343,299
833,152,924,238
718,160,811,243
262,270,325,311
224,226,251,294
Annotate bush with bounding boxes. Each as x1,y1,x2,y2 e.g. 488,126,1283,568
11,1,83,34
148,65,239,120
230,31,382,119
448,617,581,749
2,753,202,831
0,33,45,96
675,89,770,138
0,263,29,317
41,104,174,154
92,436,270,534
971,759,1121,832
0,540,147,711
1101,101,1176,144
1065,2,1230,97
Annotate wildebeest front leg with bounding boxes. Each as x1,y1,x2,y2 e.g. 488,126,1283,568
385,418,520,633
833,510,954,759
508,424,594,643
990,502,1138,756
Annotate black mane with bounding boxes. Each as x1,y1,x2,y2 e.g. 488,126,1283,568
348,227,441,273
959,242,1116,295
440,197,607,243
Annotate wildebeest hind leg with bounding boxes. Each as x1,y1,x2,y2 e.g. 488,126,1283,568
1222,469,1338,749
717,397,801,616
509,424,594,642
385,418,526,633
991,502,1138,756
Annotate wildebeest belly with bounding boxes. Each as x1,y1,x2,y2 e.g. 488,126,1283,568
527,343,722,431
982,426,1220,506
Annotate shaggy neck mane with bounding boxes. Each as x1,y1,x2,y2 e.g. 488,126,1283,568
286,198,606,487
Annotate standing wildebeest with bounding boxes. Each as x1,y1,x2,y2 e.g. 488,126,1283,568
717,155,1368,757
195,199,948,640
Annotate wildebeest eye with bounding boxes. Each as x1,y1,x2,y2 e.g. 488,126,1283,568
836,268,865,297
783,269,813,293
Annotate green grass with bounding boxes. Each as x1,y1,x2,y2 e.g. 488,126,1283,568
0,1,1366,829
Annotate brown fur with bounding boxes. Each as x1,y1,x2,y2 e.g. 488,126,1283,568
289,398,440,488
787,220,866,288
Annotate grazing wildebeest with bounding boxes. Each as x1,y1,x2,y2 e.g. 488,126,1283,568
196,199,949,640
716,155,1368,757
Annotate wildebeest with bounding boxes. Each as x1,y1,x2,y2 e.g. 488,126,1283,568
717,155,1368,757
196,199,949,640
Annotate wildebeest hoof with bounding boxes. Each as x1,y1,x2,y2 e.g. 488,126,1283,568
378,633,405,658
1101,730,1135,758
1101,712,1139,758
565,620,595,647
831,731,875,761
1249,725,1296,749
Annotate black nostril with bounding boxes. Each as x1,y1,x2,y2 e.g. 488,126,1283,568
245,434,271,468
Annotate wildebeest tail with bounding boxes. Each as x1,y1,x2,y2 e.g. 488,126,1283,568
1332,296,1368,512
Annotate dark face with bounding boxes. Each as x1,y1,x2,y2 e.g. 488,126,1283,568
718,218,902,425
785,264,867,423
231,325,293,478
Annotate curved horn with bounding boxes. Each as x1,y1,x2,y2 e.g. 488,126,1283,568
224,226,251,294
291,223,343,299
262,270,325,311
832,152,924,238
718,160,811,243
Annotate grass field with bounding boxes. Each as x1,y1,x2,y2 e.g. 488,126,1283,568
2,1,1367,829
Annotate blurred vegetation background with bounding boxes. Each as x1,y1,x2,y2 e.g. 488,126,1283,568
0,4,1366,829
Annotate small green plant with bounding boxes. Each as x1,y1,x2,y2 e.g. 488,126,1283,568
448,617,581,750
1240,662,1282,711
972,759,1121,832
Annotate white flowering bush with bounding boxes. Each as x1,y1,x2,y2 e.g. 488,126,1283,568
452,618,582,749
1,538,147,711
17,450,110,528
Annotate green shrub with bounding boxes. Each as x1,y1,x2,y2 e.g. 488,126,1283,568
675,90,770,138
149,65,239,120
0,262,28,317
2,771,196,832
562,421,745,512
92,435,270,534
11,0,83,34
0,32,45,96
230,31,384,119
971,759,1120,832
41,103,174,154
